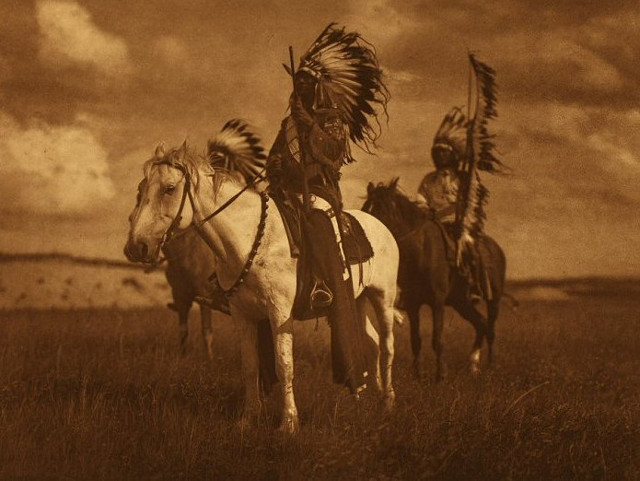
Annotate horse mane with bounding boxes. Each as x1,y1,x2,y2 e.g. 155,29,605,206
365,179,426,230
143,144,241,198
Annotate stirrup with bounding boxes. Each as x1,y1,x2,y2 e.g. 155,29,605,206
469,292,483,304
310,280,333,309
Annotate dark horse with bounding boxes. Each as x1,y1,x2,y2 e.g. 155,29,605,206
362,178,506,380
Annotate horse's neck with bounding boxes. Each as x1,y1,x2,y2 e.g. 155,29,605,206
396,199,427,234
192,179,262,286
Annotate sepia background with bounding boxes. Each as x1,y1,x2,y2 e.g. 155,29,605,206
0,2,638,480
1,0,639,280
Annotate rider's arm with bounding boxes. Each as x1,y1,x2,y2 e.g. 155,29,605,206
265,122,289,188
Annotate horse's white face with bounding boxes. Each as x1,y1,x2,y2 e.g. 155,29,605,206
124,146,194,263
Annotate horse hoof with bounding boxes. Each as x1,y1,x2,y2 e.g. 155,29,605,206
276,417,299,436
469,349,481,374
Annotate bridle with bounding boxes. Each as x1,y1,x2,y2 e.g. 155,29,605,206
149,158,268,297
364,194,426,243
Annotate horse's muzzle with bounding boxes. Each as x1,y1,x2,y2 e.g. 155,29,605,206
124,238,152,263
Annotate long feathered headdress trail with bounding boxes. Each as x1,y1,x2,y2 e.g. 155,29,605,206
206,119,267,183
290,23,390,159
455,54,507,262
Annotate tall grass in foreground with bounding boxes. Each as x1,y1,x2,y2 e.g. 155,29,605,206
0,298,638,480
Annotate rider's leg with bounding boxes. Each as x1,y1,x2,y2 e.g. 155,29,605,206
303,204,368,395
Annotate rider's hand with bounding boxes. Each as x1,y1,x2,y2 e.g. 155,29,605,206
291,96,314,128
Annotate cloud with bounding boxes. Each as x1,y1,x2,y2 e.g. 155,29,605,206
153,36,188,64
360,0,637,109
36,0,131,76
0,112,115,215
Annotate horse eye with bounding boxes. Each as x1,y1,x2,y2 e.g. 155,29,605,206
164,185,176,195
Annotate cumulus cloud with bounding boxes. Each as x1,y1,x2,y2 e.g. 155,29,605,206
36,0,131,76
0,113,115,215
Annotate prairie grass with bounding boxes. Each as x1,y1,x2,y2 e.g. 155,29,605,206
0,296,638,480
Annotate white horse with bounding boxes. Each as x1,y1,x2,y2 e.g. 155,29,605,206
127,167,227,360
126,120,267,358
124,141,399,434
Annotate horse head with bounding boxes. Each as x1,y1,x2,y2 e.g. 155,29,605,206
124,140,200,264
362,177,420,236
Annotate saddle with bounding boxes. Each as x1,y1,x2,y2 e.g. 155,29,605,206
272,194,373,320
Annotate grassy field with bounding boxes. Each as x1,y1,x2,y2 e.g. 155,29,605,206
0,294,638,480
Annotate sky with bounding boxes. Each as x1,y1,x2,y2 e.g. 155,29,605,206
0,0,639,279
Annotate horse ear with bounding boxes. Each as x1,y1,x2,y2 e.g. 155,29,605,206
155,143,165,159
367,181,374,195
390,177,400,189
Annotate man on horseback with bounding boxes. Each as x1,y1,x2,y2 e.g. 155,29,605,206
417,55,507,302
267,23,389,395
416,107,485,298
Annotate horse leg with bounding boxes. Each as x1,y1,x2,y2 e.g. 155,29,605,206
368,291,396,410
431,299,447,382
453,299,488,374
169,300,191,356
237,316,262,429
357,296,383,394
486,299,500,364
407,302,422,378
269,314,299,434
199,305,214,360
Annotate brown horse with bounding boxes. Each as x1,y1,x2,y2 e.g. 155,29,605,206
362,178,506,380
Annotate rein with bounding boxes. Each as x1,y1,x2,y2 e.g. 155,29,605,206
151,159,268,297
189,171,264,231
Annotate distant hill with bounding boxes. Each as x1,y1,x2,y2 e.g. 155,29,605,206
0,253,168,310
1,252,638,310
508,276,640,300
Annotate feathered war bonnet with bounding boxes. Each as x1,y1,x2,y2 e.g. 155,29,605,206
293,23,390,161
431,107,468,167
206,119,267,182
